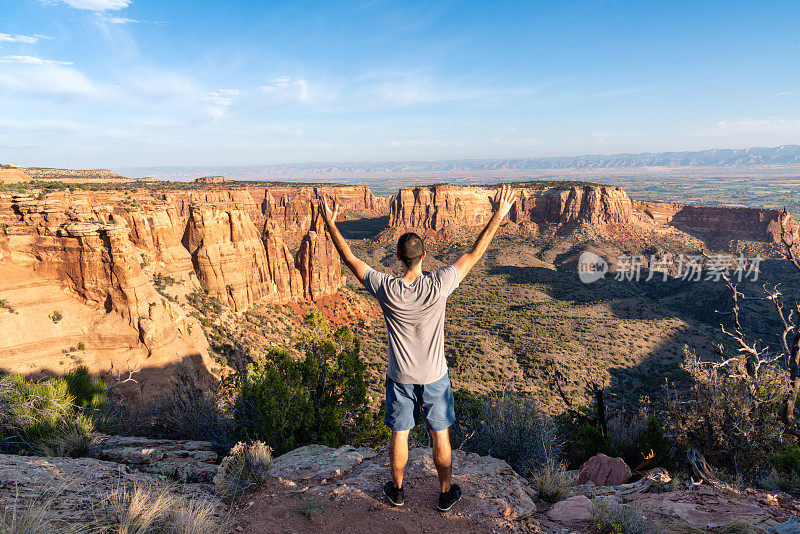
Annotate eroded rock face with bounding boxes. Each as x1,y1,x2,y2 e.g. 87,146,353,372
169,189,263,228
633,200,800,245
262,218,304,301
261,185,388,238
296,205,342,301
0,185,365,399
182,201,341,310
0,191,212,398
389,184,633,231
183,203,279,312
122,202,195,276
388,184,800,253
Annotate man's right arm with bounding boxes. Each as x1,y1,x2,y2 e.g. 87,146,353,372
318,196,372,284
453,184,516,282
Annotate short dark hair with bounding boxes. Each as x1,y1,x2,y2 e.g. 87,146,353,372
397,232,424,268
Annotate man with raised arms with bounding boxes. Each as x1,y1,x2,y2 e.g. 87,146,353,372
319,184,517,512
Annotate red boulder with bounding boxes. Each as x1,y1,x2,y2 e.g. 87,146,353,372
577,453,631,486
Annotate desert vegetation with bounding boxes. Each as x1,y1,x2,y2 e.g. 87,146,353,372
0,366,106,457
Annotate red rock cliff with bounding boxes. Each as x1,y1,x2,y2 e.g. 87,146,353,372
183,201,343,311
183,202,281,312
633,200,800,244
296,204,343,301
389,184,633,231
0,191,213,398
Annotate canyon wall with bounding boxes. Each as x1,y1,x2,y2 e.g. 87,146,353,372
0,183,371,395
388,183,800,249
0,192,213,398
167,184,388,240
389,184,633,231
633,200,800,244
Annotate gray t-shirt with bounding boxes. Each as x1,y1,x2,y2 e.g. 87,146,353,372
363,265,460,385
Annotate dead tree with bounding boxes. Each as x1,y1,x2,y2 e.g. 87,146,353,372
106,358,142,393
711,210,800,439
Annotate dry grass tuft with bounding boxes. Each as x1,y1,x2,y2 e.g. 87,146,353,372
667,520,706,534
592,497,648,534
715,519,763,534
214,441,272,497
92,482,227,534
0,486,80,534
0,502,55,534
530,457,574,503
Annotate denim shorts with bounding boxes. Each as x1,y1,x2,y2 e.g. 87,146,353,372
384,372,456,432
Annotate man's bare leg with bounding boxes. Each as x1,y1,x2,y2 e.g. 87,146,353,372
430,428,452,493
390,430,410,488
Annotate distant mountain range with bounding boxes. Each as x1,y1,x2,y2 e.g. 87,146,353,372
113,144,800,194
116,145,800,178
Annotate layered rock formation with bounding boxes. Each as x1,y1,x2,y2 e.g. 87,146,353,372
389,184,633,231
388,183,800,251
633,200,800,244
183,202,289,311
261,185,387,237
193,175,231,184
123,202,195,275
0,183,376,397
0,192,213,398
296,205,342,301
0,168,31,184
169,189,264,228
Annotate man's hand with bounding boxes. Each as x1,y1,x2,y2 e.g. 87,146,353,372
492,184,516,220
316,194,372,284
453,184,517,282
320,195,339,225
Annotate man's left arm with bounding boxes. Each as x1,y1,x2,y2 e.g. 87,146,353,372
318,196,371,284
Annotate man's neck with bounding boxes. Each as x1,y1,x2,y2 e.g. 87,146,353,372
401,266,423,284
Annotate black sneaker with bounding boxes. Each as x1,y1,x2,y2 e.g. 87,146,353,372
383,481,404,507
436,483,461,512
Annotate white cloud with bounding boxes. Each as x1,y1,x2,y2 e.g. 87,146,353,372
260,76,310,106
45,0,131,11
200,89,240,121
100,15,139,24
95,13,164,25
0,33,51,44
766,90,800,99
0,55,101,97
706,117,800,137
0,55,73,65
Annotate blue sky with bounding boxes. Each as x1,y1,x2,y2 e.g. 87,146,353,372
1,0,800,167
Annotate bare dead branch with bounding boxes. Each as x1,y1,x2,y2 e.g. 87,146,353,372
106,358,141,390
780,208,800,273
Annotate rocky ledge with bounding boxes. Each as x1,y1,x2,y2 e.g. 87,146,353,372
4,439,800,532
268,444,538,521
